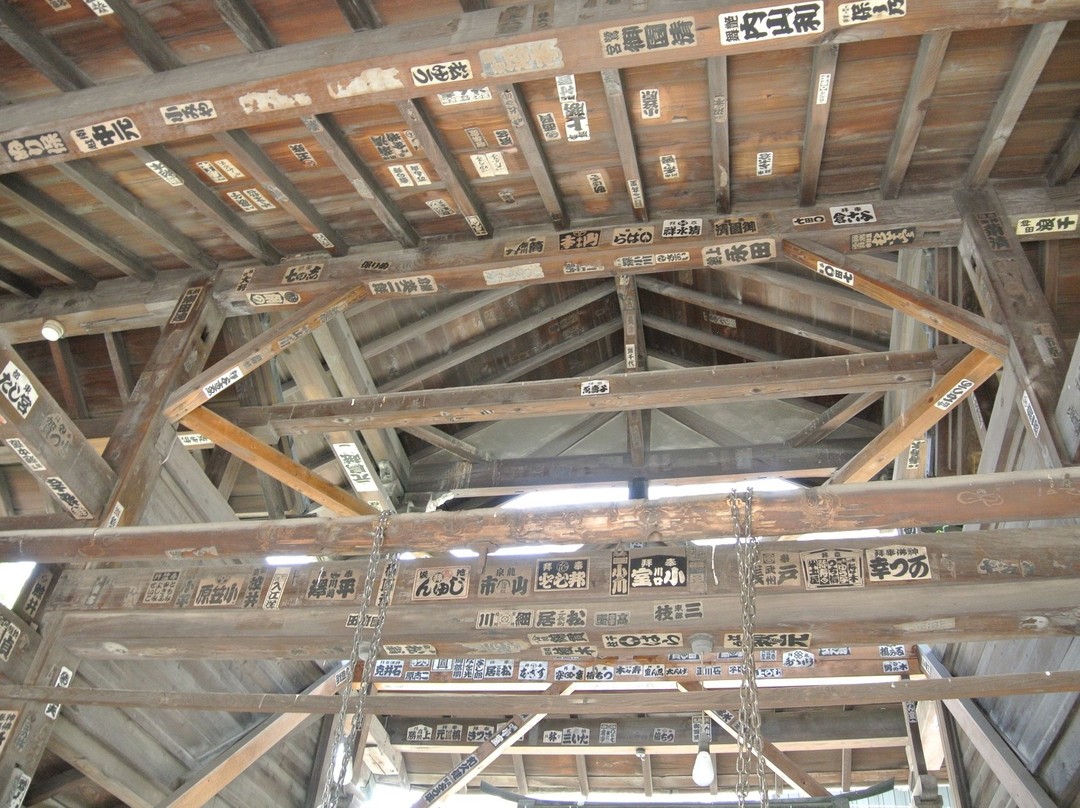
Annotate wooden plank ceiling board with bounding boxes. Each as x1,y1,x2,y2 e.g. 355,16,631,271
0,2,1079,807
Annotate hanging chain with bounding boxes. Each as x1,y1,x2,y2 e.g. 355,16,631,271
730,490,768,808
322,510,393,808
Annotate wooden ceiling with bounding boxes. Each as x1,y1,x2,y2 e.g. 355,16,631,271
0,0,1079,806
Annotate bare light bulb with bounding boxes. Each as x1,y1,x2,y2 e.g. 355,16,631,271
41,319,64,341
692,746,714,787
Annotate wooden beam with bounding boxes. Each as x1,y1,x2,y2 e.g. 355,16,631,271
637,276,887,354
103,280,224,526
334,0,380,29
0,339,115,520
24,768,86,806
10,0,1075,172
401,426,495,463
798,44,839,207
0,265,40,299
0,4,93,91
5,472,1078,562
881,32,951,199
214,129,348,255
104,0,186,72
602,70,648,221
213,0,278,51
223,317,297,519
411,686,573,807
708,56,731,213
363,715,409,788
641,752,653,796
406,440,863,497
512,755,528,793
575,755,589,797
103,331,136,405
955,188,1070,466
152,669,343,808
307,113,419,247
130,145,282,264
783,240,1008,360
920,648,1059,808
313,313,410,482
1047,115,1080,185
965,22,1067,188
615,275,648,466
397,98,491,239
0,220,95,289
787,392,883,447
48,339,88,419
238,346,964,434
55,159,217,274
382,285,612,392
179,406,378,516
829,349,1002,484
641,313,783,362
679,682,830,797
496,84,568,230
0,175,154,282
487,321,622,384
165,285,368,421
12,667,1080,717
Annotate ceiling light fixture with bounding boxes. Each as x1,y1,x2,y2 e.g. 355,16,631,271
41,319,64,341
692,736,715,787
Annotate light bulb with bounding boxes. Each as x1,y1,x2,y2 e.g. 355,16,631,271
41,319,64,341
692,748,714,787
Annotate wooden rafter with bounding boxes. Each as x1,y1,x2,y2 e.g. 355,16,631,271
786,392,883,448
6,0,1077,173
405,439,863,497
602,69,648,221
707,56,731,213
495,83,568,230
798,44,839,207
0,219,95,289
0,3,92,91
616,274,649,465
881,32,951,199
5,468,1078,563
230,346,965,433
965,21,1067,188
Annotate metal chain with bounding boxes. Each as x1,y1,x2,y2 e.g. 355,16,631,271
730,490,768,808
322,510,393,808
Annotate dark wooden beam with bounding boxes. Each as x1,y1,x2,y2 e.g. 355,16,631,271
213,0,278,51
965,21,1067,188
881,32,950,199
496,83,568,230
786,392,883,447
641,313,783,362
335,0,380,30
707,56,730,213
955,188,1070,465
602,70,648,221
308,114,418,247
616,275,649,466
798,44,839,207
0,3,92,91
1047,115,1080,185
401,426,495,463
0,265,40,299
102,280,224,526
103,331,136,405
130,145,282,265
214,129,348,255
0,220,95,289
55,159,217,274
397,98,492,239
0,339,115,520
49,339,88,419
235,346,966,434
0,175,154,282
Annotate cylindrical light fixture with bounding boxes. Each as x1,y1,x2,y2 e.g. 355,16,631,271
41,319,64,341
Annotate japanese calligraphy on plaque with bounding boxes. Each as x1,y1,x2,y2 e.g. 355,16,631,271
306,568,358,601
0,361,38,418
629,554,687,588
602,632,682,649
600,18,697,56
0,710,16,757
755,550,801,587
71,116,142,152
536,558,589,590
721,3,822,45
866,545,931,581
143,571,180,604
838,0,906,25
194,574,245,606
478,566,530,597
610,550,629,595
3,131,68,163
413,567,470,601
800,548,864,589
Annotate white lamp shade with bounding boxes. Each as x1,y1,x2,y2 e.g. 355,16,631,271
41,319,64,341
692,748,714,786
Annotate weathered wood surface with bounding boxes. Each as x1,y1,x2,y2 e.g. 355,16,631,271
7,668,1080,716
232,346,966,433
2,468,1078,562
4,0,1079,174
